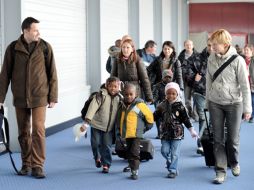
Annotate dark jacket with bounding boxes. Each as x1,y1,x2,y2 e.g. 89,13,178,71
106,46,121,74
111,56,153,102
136,48,144,58
152,81,167,106
0,35,58,108
186,47,209,95
147,57,183,90
178,48,199,64
178,49,200,87
153,100,192,140
106,56,112,73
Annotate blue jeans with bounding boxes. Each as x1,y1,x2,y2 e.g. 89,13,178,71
161,139,181,174
193,92,206,147
208,101,242,175
90,127,113,167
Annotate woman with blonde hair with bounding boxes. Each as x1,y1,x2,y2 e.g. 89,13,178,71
206,29,251,184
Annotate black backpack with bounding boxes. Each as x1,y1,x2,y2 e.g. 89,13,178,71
81,91,104,120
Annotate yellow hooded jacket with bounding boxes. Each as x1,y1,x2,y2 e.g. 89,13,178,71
118,98,154,138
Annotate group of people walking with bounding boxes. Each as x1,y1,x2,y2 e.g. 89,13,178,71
100,29,252,184
0,16,252,185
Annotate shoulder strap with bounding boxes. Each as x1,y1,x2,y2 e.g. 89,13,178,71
212,54,238,82
40,39,49,64
10,40,18,78
40,39,50,79
94,91,105,112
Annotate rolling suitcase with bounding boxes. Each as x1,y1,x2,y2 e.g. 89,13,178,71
201,109,229,167
140,138,154,161
200,108,215,167
115,138,127,159
115,138,154,161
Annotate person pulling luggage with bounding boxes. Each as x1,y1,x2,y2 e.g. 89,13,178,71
116,83,154,180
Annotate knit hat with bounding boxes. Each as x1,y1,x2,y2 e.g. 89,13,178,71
165,82,180,95
162,69,173,79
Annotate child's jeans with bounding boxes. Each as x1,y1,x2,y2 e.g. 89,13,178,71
90,127,113,167
161,139,181,174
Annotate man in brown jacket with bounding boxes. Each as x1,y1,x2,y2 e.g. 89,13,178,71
0,17,58,178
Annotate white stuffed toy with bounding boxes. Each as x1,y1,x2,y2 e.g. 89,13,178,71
73,123,89,142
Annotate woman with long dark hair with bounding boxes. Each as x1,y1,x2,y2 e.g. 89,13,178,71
147,41,183,90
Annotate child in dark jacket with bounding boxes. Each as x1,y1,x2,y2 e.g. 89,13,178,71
153,69,173,138
116,83,154,180
154,82,198,178
82,76,122,173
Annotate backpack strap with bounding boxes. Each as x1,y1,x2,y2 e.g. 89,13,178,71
40,39,49,76
9,40,18,78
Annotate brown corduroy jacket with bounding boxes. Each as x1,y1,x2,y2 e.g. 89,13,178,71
0,35,58,108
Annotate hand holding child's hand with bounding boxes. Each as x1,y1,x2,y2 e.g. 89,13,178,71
188,127,199,140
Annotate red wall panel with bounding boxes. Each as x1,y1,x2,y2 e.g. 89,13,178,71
189,3,254,34
249,5,254,32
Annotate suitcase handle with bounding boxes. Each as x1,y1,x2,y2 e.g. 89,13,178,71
203,109,213,140
118,137,127,148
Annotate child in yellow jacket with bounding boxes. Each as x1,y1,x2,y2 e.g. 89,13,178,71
116,83,154,180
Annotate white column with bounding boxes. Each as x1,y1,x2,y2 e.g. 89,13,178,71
2,0,22,152
87,0,102,93
154,0,162,53
170,0,189,53
138,0,154,49
128,0,139,47
162,0,172,45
